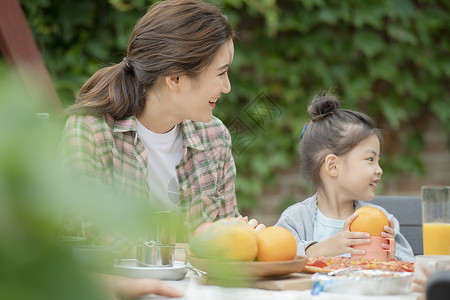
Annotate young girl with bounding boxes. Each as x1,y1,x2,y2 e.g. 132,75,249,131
275,92,414,262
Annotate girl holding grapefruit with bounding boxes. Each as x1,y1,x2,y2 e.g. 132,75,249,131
276,92,414,262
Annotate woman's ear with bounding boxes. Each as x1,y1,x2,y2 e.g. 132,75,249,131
165,75,180,91
324,154,339,177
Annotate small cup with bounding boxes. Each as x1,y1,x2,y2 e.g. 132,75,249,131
136,241,187,267
414,255,450,281
72,245,120,273
351,236,395,260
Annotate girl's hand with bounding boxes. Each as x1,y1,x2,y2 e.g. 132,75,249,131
306,213,370,257
381,218,396,259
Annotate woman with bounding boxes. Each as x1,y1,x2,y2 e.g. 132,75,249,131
61,0,265,298
61,0,263,244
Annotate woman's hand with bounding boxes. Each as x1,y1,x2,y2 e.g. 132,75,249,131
381,218,396,259
239,216,266,232
193,222,214,236
194,216,266,236
306,213,370,257
100,275,183,299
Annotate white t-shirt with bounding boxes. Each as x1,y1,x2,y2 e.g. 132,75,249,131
136,119,183,210
313,208,350,257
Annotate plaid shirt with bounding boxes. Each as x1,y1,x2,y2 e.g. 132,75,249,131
61,113,239,244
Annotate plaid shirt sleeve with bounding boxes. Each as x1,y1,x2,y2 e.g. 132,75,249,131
59,114,143,254
59,114,106,243
60,114,106,182
60,114,148,195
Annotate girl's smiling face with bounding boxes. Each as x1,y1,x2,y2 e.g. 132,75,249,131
337,134,383,201
173,39,234,123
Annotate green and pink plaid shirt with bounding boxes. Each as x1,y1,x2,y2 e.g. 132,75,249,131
61,113,239,237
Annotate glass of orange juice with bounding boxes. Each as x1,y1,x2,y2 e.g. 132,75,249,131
422,186,450,255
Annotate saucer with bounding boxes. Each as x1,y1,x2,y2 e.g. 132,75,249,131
112,259,188,280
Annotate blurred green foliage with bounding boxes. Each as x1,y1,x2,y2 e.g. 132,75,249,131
19,0,450,212
0,68,107,299
0,65,159,298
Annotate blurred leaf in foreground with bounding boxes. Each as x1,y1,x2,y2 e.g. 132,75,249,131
0,68,153,299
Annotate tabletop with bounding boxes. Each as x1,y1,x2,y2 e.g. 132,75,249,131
137,270,421,300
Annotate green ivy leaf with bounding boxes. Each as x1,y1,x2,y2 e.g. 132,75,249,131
368,57,398,81
387,24,417,45
353,30,385,58
380,99,407,129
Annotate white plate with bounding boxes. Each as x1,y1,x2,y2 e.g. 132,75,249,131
112,259,188,280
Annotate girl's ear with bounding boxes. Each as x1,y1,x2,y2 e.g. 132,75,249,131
324,154,339,177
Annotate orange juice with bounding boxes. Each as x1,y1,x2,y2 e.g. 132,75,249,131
423,223,450,255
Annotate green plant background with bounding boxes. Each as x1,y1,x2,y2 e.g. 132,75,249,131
19,0,450,213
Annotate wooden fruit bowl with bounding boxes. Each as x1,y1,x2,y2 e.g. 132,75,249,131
189,255,307,279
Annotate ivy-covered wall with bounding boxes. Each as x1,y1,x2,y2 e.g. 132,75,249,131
19,0,450,211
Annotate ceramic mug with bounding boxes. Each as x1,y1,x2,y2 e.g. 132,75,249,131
414,255,450,280
351,236,395,260
72,245,120,273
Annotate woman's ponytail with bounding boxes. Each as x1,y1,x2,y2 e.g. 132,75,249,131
66,59,145,119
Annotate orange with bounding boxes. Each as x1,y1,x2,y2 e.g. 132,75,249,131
350,206,389,236
256,226,297,262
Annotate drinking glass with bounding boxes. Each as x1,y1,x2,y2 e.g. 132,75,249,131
422,186,450,255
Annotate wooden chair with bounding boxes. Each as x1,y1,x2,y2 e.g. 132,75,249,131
371,195,423,256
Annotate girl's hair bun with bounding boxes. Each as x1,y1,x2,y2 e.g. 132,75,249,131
307,91,340,122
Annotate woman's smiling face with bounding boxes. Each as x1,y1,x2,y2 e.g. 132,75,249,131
175,39,234,123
